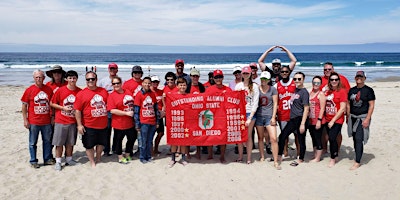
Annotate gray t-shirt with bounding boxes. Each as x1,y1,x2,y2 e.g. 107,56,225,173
256,86,277,117
290,88,309,118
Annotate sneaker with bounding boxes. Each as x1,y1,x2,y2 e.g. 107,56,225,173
119,158,129,164
55,162,62,171
44,160,55,166
125,156,132,161
66,160,80,166
140,159,148,164
31,163,40,169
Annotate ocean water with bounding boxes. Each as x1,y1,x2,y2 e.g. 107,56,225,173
1,52,399,86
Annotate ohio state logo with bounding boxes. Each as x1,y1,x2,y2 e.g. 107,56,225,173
199,109,214,129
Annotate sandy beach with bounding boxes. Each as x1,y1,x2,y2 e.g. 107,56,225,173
1,81,399,200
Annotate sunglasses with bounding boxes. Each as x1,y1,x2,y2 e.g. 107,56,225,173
312,81,321,86
355,75,364,78
324,68,333,71
293,78,302,81
330,78,339,82
166,78,175,81
260,78,270,81
112,82,121,85
280,71,290,74
214,75,224,79
86,78,96,81
190,75,200,78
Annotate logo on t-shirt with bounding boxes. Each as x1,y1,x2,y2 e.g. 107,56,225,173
90,94,107,117
123,95,134,112
33,91,50,114
350,91,363,107
141,96,155,117
62,94,76,117
325,94,337,115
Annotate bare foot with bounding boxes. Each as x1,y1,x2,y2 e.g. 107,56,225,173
310,158,320,163
195,152,201,160
350,162,361,170
168,160,176,168
220,157,226,163
328,159,336,168
207,156,213,160
187,153,192,160
274,162,282,170
90,161,96,168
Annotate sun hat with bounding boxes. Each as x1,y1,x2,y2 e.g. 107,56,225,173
46,65,66,78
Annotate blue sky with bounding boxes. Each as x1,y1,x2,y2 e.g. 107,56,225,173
0,0,399,49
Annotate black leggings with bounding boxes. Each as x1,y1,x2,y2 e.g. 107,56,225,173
326,123,343,159
114,127,134,155
308,124,323,150
278,116,307,160
351,117,364,163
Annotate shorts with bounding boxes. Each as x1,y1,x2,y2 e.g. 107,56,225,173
52,123,77,146
82,127,107,149
156,118,165,133
246,113,256,121
255,115,273,127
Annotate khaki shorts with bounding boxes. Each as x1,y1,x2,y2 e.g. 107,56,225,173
52,123,77,146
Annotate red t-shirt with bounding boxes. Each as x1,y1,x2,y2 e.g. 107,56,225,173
324,89,347,124
122,79,143,97
163,85,178,95
203,81,212,88
74,87,108,129
46,81,68,94
152,88,164,110
21,84,53,125
206,85,232,94
107,89,135,130
320,74,350,93
190,85,201,94
134,90,157,125
51,86,82,124
275,79,296,122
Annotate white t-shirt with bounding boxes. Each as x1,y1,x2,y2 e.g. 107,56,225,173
235,82,259,113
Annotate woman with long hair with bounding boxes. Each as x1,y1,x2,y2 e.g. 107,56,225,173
235,66,259,164
308,76,326,162
324,72,347,167
255,71,280,169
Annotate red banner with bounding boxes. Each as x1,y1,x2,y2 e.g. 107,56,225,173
165,91,248,146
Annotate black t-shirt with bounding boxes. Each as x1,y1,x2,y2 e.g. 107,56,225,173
348,85,376,115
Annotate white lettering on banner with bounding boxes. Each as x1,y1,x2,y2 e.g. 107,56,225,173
193,130,202,136
192,104,203,109
206,130,221,136
227,97,240,105
171,96,204,107
206,102,220,108
207,96,224,101
34,106,50,114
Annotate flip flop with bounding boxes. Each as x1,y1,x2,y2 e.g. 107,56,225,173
235,159,243,163
290,161,299,167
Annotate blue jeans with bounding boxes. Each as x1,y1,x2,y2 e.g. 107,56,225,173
29,124,52,164
139,124,156,161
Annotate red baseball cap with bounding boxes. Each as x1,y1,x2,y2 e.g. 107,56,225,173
213,69,224,77
241,66,252,74
175,59,184,65
249,62,258,69
108,63,118,69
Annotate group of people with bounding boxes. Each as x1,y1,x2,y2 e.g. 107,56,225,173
21,45,375,171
